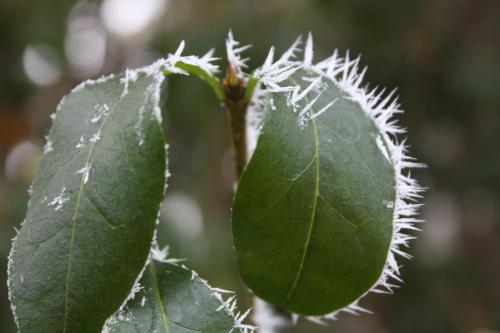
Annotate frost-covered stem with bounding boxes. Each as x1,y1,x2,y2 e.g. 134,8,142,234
223,64,248,179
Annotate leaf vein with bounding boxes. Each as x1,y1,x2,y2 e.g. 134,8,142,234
62,85,124,332
283,91,321,305
83,192,125,229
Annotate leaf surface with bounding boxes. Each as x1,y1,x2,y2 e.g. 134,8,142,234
8,72,167,332
232,69,397,315
104,262,239,333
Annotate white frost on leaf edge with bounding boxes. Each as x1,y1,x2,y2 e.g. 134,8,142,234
247,33,425,325
150,237,256,332
104,237,256,333
43,136,53,153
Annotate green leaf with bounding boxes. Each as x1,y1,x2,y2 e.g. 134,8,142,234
8,71,167,332
104,261,241,333
232,69,397,316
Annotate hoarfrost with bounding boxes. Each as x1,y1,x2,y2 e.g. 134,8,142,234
269,98,276,110
75,135,86,149
120,68,139,97
151,243,185,264
226,30,251,75
134,105,146,146
89,130,101,143
383,200,394,209
48,187,69,211
76,162,92,184
91,103,110,123
376,135,391,162
43,137,53,153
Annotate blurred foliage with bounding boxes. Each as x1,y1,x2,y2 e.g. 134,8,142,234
1,0,499,332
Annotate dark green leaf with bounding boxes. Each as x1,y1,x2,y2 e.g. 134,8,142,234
104,261,241,333
232,69,396,316
8,72,167,332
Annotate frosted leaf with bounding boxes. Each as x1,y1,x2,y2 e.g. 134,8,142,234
243,32,425,325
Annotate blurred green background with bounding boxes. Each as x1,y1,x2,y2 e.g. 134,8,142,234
1,0,499,332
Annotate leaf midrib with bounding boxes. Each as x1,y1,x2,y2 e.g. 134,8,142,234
148,265,203,333
149,265,170,333
281,76,368,305
61,84,125,332
282,105,321,305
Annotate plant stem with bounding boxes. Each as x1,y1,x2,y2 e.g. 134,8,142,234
225,99,248,179
223,64,249,180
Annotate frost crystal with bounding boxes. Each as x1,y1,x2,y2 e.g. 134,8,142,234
91,104,110,123
43,137,53,153
151,242,185,264
75,135,86,149
247,33,425,324
89,130,101,143
48,187,69,211
120,68,139,97
383,200,395,209
135,105,146,146
226,30,251,76
71,73,117,94
76,162,92,184
138,40,219,78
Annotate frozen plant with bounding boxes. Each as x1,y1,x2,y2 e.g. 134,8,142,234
7,32,423,333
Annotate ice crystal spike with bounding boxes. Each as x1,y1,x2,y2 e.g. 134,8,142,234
226,30,252,76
